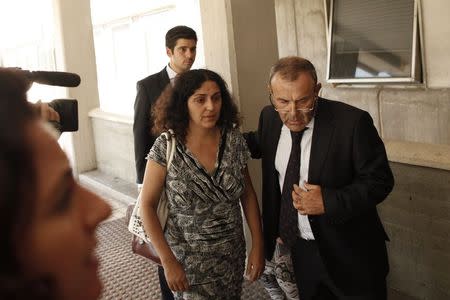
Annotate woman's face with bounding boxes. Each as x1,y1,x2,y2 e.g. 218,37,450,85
19,122,111,300
187,80,222,130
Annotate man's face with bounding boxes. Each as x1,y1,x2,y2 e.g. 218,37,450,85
167,38,197,74
270,72,321,132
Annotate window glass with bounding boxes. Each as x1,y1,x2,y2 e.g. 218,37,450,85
327,0,421,83
0,0,66,101
91,0,204,116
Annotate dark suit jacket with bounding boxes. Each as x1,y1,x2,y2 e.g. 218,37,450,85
133,68,170,184
244,98,394,294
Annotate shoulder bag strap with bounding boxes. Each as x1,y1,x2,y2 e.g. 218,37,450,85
166,129,176,168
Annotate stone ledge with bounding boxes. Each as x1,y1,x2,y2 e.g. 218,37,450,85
79,169,138,205
385,139,450,171
89,108,133,125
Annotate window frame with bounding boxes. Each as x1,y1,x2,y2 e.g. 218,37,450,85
325,0,425,84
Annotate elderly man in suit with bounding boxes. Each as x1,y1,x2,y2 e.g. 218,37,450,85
245,56,394,300
133,25,197,300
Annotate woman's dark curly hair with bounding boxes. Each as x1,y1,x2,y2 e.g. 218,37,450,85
152,69,241,143
0,68,55,299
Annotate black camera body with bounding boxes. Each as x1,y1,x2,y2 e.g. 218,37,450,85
48,99,78,132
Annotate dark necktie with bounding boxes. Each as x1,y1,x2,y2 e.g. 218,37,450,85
279,129,307,247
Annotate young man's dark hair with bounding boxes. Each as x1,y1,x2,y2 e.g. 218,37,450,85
165,25,197,51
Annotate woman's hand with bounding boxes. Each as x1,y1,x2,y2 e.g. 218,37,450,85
245,245,265,282
240,167,265,282
163,258,189,292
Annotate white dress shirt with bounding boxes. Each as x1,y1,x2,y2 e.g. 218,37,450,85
166,64,178,86
275,118,316,240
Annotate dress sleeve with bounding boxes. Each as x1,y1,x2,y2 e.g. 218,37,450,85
146,133,168,167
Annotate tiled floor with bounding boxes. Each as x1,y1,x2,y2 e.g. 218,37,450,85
104,194,127,222
80,170,131,222
81,170,416,300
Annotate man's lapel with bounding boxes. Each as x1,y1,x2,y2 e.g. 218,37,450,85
159,67,170,87
309,98,335,184
268,108,283,172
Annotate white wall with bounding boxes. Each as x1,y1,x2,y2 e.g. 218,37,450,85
421,0,450,88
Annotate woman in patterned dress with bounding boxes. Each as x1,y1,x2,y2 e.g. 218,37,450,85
140,69,265,299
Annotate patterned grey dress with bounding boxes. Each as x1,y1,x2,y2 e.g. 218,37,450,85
147,127,250,299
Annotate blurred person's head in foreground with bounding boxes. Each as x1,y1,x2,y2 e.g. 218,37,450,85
0,67,111,300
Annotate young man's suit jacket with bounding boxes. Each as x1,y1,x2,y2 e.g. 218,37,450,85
244,98,394,294
133,68,170,184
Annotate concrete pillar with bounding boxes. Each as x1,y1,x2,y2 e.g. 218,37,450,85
274,0,299,57
52,0,99,176
199,0,238,95
274,0,328,82
199,0,278,126
228,0,279,130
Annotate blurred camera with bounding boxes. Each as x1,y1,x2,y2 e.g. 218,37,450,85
13,68,81,134
48,99,79,132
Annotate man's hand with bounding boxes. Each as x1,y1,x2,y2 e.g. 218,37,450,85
292,183,325,215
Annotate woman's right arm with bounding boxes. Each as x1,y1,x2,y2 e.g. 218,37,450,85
140,159,189,292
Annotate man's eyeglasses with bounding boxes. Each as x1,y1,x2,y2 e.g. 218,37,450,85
269,93,317,113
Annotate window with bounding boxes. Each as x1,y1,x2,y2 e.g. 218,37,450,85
0,0,66,101
0,0,75,157
326,0,423,83
91,0,204,116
